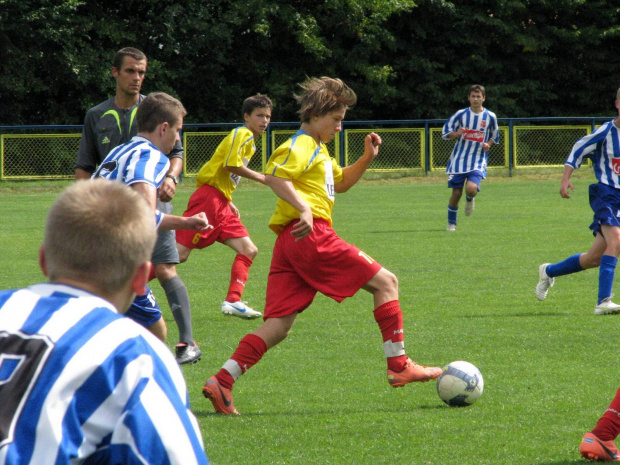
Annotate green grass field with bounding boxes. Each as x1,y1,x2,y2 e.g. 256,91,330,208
1,173,618,465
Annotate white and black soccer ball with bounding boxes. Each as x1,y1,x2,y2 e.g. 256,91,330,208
436,361,484,407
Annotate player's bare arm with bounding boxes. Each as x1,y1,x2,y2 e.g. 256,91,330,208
265,174,313,240
336,133,382,193
159,157,182,202
560,165,575,199
131,182,211,231
225,165,267,184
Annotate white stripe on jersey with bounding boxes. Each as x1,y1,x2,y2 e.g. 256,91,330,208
0,284,207,465
442,107,499,176
565,121,620,189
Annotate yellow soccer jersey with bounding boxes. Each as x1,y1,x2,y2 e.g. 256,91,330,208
196,126,256,201
266,130,343,234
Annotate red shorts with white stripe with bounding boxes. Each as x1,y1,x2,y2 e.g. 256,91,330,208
176,184,249,249
264,219,382,318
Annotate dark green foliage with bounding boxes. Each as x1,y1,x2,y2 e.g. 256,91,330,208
1,0,620,125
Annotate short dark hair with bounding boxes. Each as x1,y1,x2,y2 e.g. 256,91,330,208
113,47,147,70
469,84,486,97
242,94,273,117
137,92,187,133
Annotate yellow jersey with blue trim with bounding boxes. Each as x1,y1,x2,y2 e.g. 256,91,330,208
196,126,256,201
266,130,343,234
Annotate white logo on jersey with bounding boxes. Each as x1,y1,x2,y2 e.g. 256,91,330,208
324,161,335,200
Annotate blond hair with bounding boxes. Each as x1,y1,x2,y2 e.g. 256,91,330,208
294,77,357,123
44,179,156,291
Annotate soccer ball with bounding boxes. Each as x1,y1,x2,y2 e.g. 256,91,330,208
436,361,484,407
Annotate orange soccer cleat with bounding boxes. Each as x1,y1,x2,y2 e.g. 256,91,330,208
387,358,442,387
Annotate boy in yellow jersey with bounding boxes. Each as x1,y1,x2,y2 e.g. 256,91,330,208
202,77,441,415
176,94,272,320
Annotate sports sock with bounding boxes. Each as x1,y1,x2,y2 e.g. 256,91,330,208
546,254,583,278
373,300,407,372
448,205,458,225
592,388,620,441
225,254,253,302
217,334,267,389
161,275,194,345
466,195,473,202
598,255,618,304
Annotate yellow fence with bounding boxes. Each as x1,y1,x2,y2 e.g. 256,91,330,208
0,122,602,179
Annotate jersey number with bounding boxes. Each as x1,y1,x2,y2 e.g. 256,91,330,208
0,331,53,447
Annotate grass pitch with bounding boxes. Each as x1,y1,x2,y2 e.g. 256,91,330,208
0,173,616,465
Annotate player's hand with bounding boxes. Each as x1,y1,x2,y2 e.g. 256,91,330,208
364,133,382,160
482,142,490,152
159,177,176,202
291,209,313,241
560,181,574,199
187,212,213,230
229,202,240,218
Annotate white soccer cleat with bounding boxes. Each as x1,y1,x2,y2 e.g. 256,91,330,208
446,224,456,231
465,198,475,216
221,300,262,319
594,297,620,315
536,263,554,301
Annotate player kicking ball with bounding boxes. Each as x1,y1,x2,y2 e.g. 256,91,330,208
176,95,272,320
202,77,441,415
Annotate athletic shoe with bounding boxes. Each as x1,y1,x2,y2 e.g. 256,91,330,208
202,376,240,415
446,224,456,231
387,358,442,387
535,263,554,301
465,198,475,216
175,343,202,365
580,432,620,461
595,297,620,315
221,300,261,319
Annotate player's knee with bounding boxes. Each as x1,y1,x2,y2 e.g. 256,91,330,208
378,269,399,294
245,245,258,260
581,254,600,269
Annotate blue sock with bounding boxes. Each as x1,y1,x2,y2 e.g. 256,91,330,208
598,255,618,304
546,254,583,278
448,206,458,225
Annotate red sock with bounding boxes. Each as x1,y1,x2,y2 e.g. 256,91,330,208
225,254,253,302
373,300,407,372
147,264,157,283
216,334,267,390
592,388,620,441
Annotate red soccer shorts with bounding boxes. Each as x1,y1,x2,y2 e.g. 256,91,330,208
176,184,249,249
264,219,383,318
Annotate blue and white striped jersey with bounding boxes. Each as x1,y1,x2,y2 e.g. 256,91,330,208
92,136,169,227
565,120,620,189
0,283,208,465
442,107,499,176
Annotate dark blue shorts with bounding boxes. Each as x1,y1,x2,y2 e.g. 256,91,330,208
589,183,620,236
125,286,162,328
447,170,484,190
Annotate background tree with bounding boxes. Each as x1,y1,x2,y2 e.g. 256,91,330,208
1,0,620,125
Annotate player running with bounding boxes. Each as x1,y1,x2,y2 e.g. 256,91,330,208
536,86,620,315
202,76,441,415
176,94,272,320
442,84,499,231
